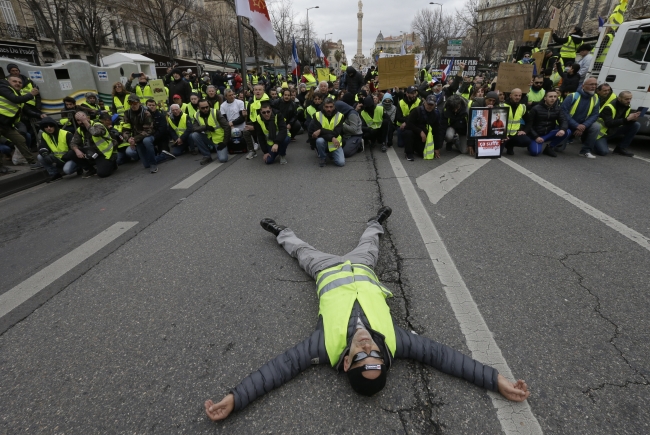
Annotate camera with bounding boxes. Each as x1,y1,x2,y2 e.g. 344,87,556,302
39,147,50,157
86,152,99,159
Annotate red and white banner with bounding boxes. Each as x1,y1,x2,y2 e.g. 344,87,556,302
235,0,278,46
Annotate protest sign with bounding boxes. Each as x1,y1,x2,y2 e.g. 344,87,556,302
549,7,560,31
317,68,330,83
439,57,479,77
377,54,416,89
149,79,168,109
523,28,552,42
505,40,515,57
540,32,551,50
477,139,502,157
495,63,534,93
379,52,423,69
532,52,545,73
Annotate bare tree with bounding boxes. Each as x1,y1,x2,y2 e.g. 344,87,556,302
18,0,70,59
456,0,495,60
516,0,576,30
412,8,463,66
295,16,316,67
68,0,112,65
269,0,296,77
115,0,194,60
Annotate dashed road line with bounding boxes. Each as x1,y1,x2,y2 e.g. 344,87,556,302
171,161,225,189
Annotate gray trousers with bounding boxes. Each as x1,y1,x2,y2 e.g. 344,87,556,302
276,221,384,279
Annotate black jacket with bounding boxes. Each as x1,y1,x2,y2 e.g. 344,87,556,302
406,105,445,150
0,80,36,127
558,69,580,94
168,113,193,142
442,95,468,135
149,109,169,141
528,101,568,138
230,300,499,412
344,67,364,94
272,99,298,125
167,79,192,104
600,99,635,131
253,111,288,153
307,109,344,143
395,96,421,125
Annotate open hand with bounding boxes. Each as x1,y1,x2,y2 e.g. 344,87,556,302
205,394,234,421
497,374,530,402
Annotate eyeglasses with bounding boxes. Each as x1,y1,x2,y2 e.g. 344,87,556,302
260,110,272,114
352,350,383,363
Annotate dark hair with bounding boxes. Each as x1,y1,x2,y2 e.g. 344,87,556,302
312,92,324,100
63,96,76,105
98,112,112,121
145,99,156,104
260,101,272,109
597,83,612,91
323,97,335,105
571,64,580,73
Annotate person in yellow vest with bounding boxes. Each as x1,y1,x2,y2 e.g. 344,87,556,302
526,76,546,109
592,33,614,65
596,90,640,157
191,99,231,165
5,63,41,110
597,83,615,109
167,103,194,156
404,94,445,161
70,111,117,178
111,82,130,117
59,96,80,134
80,92,102,121
329,67,337,83
243,83,270,158
301,66,317,90
126,73,154,103
253,100,290,165
502,89,529,155
359,95,388,148
309,97,345,167
122,94,158,173
205,207,531,421
395,86,421,149
558,78,601,157
183,93,201,120
552,27,583,67
108,114,139,165
205,85,221,110
0,75,40,171
36,116,79,182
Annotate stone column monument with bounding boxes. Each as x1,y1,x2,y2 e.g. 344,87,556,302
353,1,365,68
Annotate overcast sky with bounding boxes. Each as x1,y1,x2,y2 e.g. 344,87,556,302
286,0,465,58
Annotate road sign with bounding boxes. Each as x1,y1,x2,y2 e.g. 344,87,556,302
448,39,463,46
446,46,462,56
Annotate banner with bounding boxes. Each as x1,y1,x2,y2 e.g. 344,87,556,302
523,28,552,42
376,55,416,89
477,139,502,157
316,68,330,83
379,52,423,69
149,79,168,110
495,63,535,93
439,57,479,77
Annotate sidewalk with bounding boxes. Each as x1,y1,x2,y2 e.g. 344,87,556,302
0,156,48,199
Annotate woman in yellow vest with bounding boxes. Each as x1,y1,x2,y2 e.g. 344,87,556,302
205,207,531,421
111,82,130,117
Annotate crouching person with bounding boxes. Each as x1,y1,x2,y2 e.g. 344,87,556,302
70,111,117,178
254,101,290,165
37,117,83,182
191,100,231,165
309,97,345,167
102,113,138,166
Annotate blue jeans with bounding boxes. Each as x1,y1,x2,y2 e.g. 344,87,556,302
136,136,157,168
396,127,405,148
528,129,572,156
191,132,228,162
558,122,601,154
595,122,640,152
0,144,12,156
37,154,78,176
315,138,345,166
117,146,139,166
264,136,290,164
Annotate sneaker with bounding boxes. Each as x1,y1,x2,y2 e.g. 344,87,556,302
200,156,213,165
319,157,326,167
82,168,96,178
47,173,63,183
578,152,596,159
381,144,387,152
543,146,557,157
150,165,158,173
406,153,414,161
162,150,176,160
29,162,43,170
368,206,392,225
253,142,260,151
260,218,287,236
280,155,288,165
613,147,634,157
246,151,257,160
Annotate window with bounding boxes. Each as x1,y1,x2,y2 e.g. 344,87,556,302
0,0,20,38
54,69,70,79
618,28,650,62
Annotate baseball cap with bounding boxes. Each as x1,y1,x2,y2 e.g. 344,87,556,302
346,363,387,396
172,94,182,99
425,94,437,105
406,85,418,93
485,91,499,100
127,93,140,103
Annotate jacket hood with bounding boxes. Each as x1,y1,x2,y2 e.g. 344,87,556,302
346,66,357,76
39,116,58,128
334,100,353,115
363,95,376,114
341,92,356,106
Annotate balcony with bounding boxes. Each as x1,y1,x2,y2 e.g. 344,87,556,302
0,23,37,40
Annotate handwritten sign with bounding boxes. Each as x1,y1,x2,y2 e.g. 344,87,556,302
496,63,534,93
540,32,551,50
506,40,515,57
523,28,552,42
317,68,330,83
549,7,560,31
532,52,545,74
149,79,167,110
377,55,415,89
379,52,423,69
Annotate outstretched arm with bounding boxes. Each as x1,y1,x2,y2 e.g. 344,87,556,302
205,326,326,421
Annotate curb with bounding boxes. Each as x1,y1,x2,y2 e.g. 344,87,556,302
0,168,48,199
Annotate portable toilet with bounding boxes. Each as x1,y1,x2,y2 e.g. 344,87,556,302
90,63,140,107
0,58,97,114
101,53,157,78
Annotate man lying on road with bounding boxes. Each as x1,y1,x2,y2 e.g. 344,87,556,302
205,207,530,421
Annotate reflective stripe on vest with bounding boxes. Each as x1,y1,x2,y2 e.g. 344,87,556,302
42,129,69,158
595,34,613,63
113,95,128,115
167,113,188,136
21,81,36,107
316,112,343,152
135,84,153,103
423,126,435,160
78,122,114,158
601,93,616,109
504,103,526,136
256,114,279,146
598,103,630,139
195,109,224,144
0,86,22,120
360,106,384,129
398,98,420,125
560,36,581,59
183,103,198,120
316,261,396,366
569,92,597,118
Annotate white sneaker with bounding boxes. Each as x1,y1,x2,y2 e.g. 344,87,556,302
253,142,259,151
579,152,596,159
280,156,288,165
246,151,257,160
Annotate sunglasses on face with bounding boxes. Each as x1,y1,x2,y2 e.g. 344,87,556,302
129,101,139,105
534,82,543,85
260,110,272,114
199,106,210,110
352,350,383,363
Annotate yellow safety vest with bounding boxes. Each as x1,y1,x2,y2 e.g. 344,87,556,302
398,98,421,126
113,95,129,116
21,80,36,107
251,74,259,85
256,114,280,146
303,73,317,89
329,74,337,82
598,102,630,139
461,84,473,101
306,105,318,119
527,88,546,103
594,34,613,64
183,103,198,120
42,129,70,159
423,125,436,160
316,111,343,152
195,109,225,144
360,106,384,129
113,122,130,149
167,113,188,137
316,261,396,366
560,36,582,59
248,94,270,123
0,86,24,124
600,93,616,110
568,92,597,118
77,122,114,159
135,84,153,103
80,102,101,119
504,103,526,136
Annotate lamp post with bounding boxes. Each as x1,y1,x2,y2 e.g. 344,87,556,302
306,6,319,67
429,2,442,12
325,32,332,41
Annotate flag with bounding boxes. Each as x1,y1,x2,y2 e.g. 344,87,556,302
314,42,329,67
291,36,300,77
400,43,406,55
532,61,538,76
598,16,605,31
441,58,454,81
235,0,277,45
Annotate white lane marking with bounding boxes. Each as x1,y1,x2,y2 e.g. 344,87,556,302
0,222,138,319
385,148,542,435
608,148,650,163
501,157,650,252
416,156,491,204
171,161,224,189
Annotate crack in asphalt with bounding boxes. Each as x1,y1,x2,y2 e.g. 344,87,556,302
368,148,445,434
530,250,650,401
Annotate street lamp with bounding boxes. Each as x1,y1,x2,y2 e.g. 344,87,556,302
306,6,319,67
429,2,443,12
325,32,332,41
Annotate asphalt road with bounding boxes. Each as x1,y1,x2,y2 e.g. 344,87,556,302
0,135,649,434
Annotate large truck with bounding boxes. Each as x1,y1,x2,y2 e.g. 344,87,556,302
589,18,650,133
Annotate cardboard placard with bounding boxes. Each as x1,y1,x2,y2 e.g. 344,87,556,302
532,52,545,74
149,79,168,110
540,32,551,50
549,7,560,31
495,63,534,93
377,54,416,89
523,28,552,42
317,68,330,83
506,40,515,57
